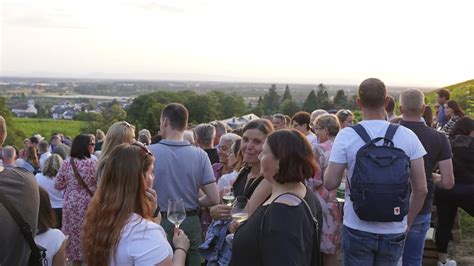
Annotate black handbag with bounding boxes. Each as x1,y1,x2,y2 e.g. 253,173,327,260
0,193,48,266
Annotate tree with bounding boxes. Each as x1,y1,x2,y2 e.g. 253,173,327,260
316,83,332,110
302,90,318,112
262,84,280,114
333,89,348,109
281,85,292,103
185,94,219,124
279,99,300,117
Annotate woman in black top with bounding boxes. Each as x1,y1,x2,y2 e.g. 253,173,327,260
435,117,474,265
231,129,323,266
210,119,274,220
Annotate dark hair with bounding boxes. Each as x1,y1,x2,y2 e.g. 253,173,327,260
242,119,274,136
446,100,464,117
450,117,474,138
232,139,242,156
37,186,57,234
29,136,39,145
70,134,92,160
161,103,188,131
231,139,243,171
291,111,311,130
437,89,450,100
422,106,433,127
150,134,162,144
267,129,319,184
386,96,395,112
358,78,387,109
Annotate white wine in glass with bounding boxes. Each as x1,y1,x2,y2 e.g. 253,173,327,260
167,198,186,229
222,186,235,206
225,196,249,243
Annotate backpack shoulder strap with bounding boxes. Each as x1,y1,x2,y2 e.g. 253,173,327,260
350,124,372,144
384,123,399,141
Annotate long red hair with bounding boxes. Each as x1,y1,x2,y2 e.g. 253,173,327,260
82,144,154,265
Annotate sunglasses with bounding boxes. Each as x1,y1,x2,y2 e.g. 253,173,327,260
341,110,353,116
89,143,95,146
131,142,153,157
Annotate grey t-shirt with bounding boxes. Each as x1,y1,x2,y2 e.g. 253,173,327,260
150,140,216,211
0,167,39,266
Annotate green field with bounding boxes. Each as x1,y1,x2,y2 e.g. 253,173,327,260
12,118,89,141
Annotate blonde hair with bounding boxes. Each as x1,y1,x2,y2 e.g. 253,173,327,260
399,89,425,115
100,121,135,162
315,114,340,137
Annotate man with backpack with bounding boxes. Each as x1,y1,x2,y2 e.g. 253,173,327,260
324,78,428,265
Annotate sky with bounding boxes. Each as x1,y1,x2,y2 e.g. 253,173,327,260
1,0,473,87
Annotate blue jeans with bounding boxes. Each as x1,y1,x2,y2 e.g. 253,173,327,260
343,226,406,266
402,213,431,266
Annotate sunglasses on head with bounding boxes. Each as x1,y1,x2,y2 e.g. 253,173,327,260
131,142,153,157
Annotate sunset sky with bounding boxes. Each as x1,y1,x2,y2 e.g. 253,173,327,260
1,0,473,87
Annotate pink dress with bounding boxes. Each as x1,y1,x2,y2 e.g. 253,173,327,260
306,139,343,254
55,158,97,261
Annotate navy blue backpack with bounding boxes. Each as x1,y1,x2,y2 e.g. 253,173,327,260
348,124,411,222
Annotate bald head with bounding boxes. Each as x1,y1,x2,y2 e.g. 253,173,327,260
400,89,425,117
358,78,387,109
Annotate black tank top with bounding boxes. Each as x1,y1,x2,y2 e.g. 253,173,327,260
232,167,264,199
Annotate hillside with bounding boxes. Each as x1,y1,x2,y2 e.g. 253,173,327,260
425,79,474,116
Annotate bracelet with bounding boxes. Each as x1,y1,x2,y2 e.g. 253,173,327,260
153,208,160,218
174,247,188,254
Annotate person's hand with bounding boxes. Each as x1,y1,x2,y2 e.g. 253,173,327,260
145,187,158,214
173,228,190,251
209,204,232,220
228,220,240,234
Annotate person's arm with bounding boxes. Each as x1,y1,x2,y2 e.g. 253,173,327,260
199,182,219,207
324,162,346,190
433,159,454,189
54,163,67,190
52,238,67,266
407,157,428,228
247,178,272,216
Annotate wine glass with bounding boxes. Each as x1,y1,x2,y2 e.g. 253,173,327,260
167,198,186,229
225,196,249,243
222,186,235,206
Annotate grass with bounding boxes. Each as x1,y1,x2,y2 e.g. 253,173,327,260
12,117,88,140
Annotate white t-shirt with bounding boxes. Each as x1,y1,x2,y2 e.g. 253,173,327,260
110,213,173,266
39,152,52,171
329,120,426,234
34,229,66,266
35,173,64,209
217,171,239,192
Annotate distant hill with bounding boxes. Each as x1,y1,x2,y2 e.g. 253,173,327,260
425,79,474,116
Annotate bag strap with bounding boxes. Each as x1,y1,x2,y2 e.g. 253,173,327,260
384,124,399,143
350,124,372,144
0,193,47,262
258,192,321,266
70,158,94,197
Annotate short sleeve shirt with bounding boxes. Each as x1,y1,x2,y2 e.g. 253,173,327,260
329,120,427,234
111,213,172,265
150,140,216,211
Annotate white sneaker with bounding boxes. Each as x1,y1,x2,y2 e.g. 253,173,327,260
437,259,457,266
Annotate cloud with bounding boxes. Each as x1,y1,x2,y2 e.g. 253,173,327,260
138,2,186,13
3,15,87,29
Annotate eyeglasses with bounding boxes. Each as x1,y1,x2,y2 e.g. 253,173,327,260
132,142,153,157
89,143,95,146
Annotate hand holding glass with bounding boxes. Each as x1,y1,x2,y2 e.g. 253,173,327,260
226,196,249,243
167,198,186,229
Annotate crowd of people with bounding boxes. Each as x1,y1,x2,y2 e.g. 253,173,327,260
0,78,473,266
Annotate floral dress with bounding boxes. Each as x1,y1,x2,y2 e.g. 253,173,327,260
306,139,343,254
55,158,97,261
